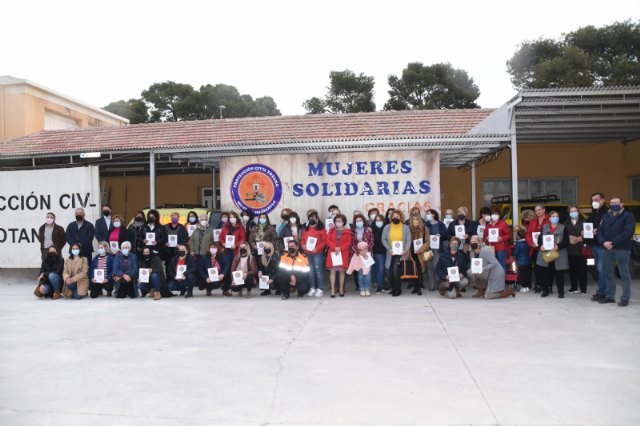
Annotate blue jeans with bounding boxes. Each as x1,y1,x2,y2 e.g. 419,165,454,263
603,248,632,302
65,282,83,300
138,272,162,293
372,253,386,289
43,273,62,295
359,272,371,291
495,250,507,272
307,252,324,290
592,245,607,296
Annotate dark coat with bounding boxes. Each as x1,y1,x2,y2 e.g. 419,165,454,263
89,254,115,281
38,223,67,252
95,217,113,243
436,250,469,281
513,239,532,266
597,210,636,250
167,254,198,281
65,220,95,257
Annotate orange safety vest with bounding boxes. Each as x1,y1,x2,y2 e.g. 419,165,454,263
278,253,310,273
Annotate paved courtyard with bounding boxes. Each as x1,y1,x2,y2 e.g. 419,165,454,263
0,276,639,426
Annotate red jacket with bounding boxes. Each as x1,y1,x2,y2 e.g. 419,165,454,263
301,226,327,255
526,215,550,252
483,219,511,252
325,227,352,268
219,223,246,256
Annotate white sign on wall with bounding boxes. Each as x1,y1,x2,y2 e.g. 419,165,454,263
0,166,100,268
220,151,440,221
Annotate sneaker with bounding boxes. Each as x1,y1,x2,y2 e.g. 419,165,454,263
315,289,323,297
365,290,371,296
360,291,366,297
618,300,629,307
376,288,382,294
591,293,605,302
568,289,579,294
598,298,616,304
308,288,316,297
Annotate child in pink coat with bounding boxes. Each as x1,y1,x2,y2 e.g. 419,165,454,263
347,241,374,296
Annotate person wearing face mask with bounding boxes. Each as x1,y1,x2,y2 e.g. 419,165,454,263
112,241,139,299
164,212,189,275
127,210,147,257
371,214,389,293
326,205,340,232
230,242,258,297
483,209,511,272
382,210,412,297
199,242,227,296
526,204,550,293
94,203,113,244
218,211,246,290
276,240,310,300
258,241,280,296
138,246,166,300
167,243,197,298
278,211,303,254
62,243,89,299
404,207,427,226
425,209,448,292
89,241,115,298
216,212,230,229
277,208,293,238
409,213,430,295
512,227,532,292
190,214,214,293
565,206,588,295
107,214,130,251
143,209,167,261
442,208,455,228
446,206,471,253
186,210,199,229
34,246,64,300
248,213,277,256
469,207,492,240
467,235,514,299
325,213,352,297
367,208,380,226
65,208,95,261
596,196,635,307
241,209,256,238
587,192,609,302
435,237,469,299
349,213,374,292
38,211,66,260
536,211,569,298
300,211,327,297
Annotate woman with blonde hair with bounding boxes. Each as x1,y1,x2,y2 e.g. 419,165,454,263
258,241,280,296
89,241,115,298
230,241,258,297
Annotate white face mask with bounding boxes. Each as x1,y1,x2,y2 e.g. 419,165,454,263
369,214,377,220
592,201,600,209
242,215,250,222
491,214,500,222
289,217,297,224
426,214,433,222
375,221,384,228
200,220,208,227
229,217,237,225
483,215,491,222
221,217,228,223
45,218,54,225
113,221,121,228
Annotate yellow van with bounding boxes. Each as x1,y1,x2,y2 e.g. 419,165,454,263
127,205,212,226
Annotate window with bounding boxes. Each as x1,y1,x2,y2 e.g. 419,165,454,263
44,112,78,130
631,176,640,201
482,178,577,205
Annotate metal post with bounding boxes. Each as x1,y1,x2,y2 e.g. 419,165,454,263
149,151,156,209
471,161,477,216
508,97,522,228
211,167,218,210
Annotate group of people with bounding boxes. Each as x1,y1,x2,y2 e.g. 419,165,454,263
34,194,635,306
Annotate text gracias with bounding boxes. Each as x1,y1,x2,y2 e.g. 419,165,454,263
292,160,431,197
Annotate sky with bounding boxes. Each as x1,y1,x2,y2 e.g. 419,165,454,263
2,0,638,116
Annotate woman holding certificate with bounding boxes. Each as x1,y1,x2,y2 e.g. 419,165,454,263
446,206,471,253
143,209,167,261
138,247,166,300
89,241,114,298
565,206,588,294
258,241,280,296
106,215,129,254
248,213,277,257
301,210,327,297
382,210,412,297
62,243,90,299
219,211,247,289
536,211,570,298
167,244,198,298
325,214,352,298
199,242,228,296
425,209,448,292
230,242,258,297
483,210,511,271
349,213,374,293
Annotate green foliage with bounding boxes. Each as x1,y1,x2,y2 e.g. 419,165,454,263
304,70,376,114
507,20,640,89
384,62,480,110
141,81,196,122
103,99,149,124
302,97,326,114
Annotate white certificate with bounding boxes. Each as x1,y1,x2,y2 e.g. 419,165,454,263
139,268,150,283
168,234,178,248
583,222,594,239
187,224,197,237
176,265,187,280
361,255,375,268
392,241,403,255
232,270,244,285
94,269,105,283
306,236,317,252
542,235,555,251
455,225,465,239
213,229,221,242
488,228,499,243
283,236,294,249
146,232,155,244
430,235,440,250
325,218,334,229
443,218,454,228
330,251,343,267
256,241,264,255
447,266,460,282
207,267,219,282
109,241,119,253
476,225,486,237
471,258,483,274
413,238,423,252
532,232,541,247
225,235,235,249
259,275,270,290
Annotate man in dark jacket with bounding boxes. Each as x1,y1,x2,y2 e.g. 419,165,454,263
596,197,635,306
94,203,113,243
588,192,609,302
65,208,95,261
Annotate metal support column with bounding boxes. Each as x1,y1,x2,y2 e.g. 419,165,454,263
211,167,218,210
508,97,522,228
471,161,477,216
149,152,156,209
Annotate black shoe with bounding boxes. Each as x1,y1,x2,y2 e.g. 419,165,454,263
140,290,148,298
461,288,466,293
568,288,579,294
275,290,282,295
541,291,549,298
558,293,564,299
411,288,417,294
598,298,616,304
331,294,336,298
376,288,382,294
534,286,541,293
297,293,305,297
185,290,193,298
179,289,186,296
591,293,605,302
281,295,289,300
260,290,272,296
392,292,400,297
416,290,422,296
618,300,629,307
339,293,344,297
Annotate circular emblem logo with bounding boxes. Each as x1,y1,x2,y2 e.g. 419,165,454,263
230,164,282,215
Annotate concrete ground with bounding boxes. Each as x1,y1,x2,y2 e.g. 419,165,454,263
0,272,639,426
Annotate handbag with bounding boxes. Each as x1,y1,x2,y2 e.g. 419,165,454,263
542,250,559,263
423,249,433,262
580,244,593,258
400,258,419,280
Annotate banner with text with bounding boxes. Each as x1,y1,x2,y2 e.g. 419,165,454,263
220,151,440,221
0,166,100,268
